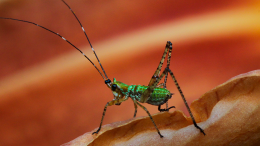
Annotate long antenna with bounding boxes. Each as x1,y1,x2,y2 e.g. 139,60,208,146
0,1,109,81
61,0,109,80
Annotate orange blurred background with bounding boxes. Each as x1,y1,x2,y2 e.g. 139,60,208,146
0,0,260,145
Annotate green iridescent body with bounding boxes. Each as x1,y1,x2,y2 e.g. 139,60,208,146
112,79,172,105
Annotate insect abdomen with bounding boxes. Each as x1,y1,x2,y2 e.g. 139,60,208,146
128,85,172,105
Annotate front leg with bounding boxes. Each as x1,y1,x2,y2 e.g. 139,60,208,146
92,99,125,135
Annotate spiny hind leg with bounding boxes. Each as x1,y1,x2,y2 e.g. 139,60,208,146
166,68,205,135
134,100,164,138
142,41,205,134
140,41,173,103
92,98,127,135
155,67,206,135
162,41,173,110
148,41,172,87
156,83,165,88
162,41,172,89
148,41,175,111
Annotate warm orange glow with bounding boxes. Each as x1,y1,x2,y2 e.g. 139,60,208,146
0,0,259,145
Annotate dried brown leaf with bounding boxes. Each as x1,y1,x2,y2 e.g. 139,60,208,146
62,70,260,146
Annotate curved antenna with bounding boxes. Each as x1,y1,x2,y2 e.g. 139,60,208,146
61,0,109,80
0,17,106,80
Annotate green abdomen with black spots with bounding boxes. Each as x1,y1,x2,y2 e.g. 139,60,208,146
127,85,172,106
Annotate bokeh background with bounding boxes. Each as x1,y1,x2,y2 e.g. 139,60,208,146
0,0,259,145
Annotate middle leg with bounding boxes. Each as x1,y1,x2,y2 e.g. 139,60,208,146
132,100,138,118
134,100,164,138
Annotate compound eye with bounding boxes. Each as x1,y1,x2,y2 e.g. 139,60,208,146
105,79,111,84
112,84,117,91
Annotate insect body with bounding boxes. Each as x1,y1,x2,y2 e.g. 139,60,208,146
113,78,172,106
0,0,205,138
94,41,205,138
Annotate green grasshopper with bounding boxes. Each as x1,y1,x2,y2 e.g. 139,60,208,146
0,0,205,138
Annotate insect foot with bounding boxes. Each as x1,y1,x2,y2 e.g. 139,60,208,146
193,122,206,135
158,132,164,138
158,105,175,112
92,129,100,135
